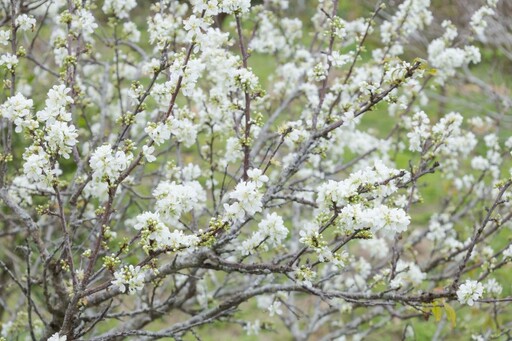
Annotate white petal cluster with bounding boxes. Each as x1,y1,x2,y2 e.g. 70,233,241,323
102,0,137,19
247,168,269,187
405,111,477,176
317,161,403,208
0,30,9,45
133,212,200,252
225,180,263,219
432,112,477,157
256,295,283,317
8,175,51,206
22,147,53,185
426,213,454,242
457,280,484,306
503,245,512,259
148,11,183,50
15,14,36,32
112,265,145,295
220,0,251,14
69,9,98,41
239,212,288,255
298,223,348,267
166,229,200,251
90,145,133,182
316,161,410,236
179,163,202,182
359,238,389,259
380,0,433,57
249,12,301,57
244,320,261,336
428,22,481,84
234,68,260,94
36,85,73,124
153,181,206,223
390,260,426,288
47,333,67,341
294,266,316,288
145,122,171,145
44,121,78,159
0,53,18,71
405,111,430,152
344,258,373,291
0,93,35,133
485,278,503,296
183,15,210,41
338,203,410,235
122,22,140,42
191,0,220,16
470,0,498,41
169,110,200,147
3,85,79,186
142,145,156,163
145,109,199,148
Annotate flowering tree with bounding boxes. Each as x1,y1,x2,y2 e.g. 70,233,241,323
1,0,511,340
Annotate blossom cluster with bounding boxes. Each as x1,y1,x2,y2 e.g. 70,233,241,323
0,0,510,339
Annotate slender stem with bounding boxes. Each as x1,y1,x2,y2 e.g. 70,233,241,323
235,14,251,180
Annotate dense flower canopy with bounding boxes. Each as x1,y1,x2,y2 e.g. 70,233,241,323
0,0,511,340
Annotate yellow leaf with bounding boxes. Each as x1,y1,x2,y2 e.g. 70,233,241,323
444,302,456,328
432,304,442,322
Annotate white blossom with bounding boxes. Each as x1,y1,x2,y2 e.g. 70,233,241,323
457,280,484,306
244,320,261,336
44,121,78,158
247,168,269,187
15,14,36,31
142,145,156,162
0,30,9,45
90,145,133,182
112,265,146,295
0,53,18,71
70,9,98,41
229,181,263,216
485,278,502,296
221,0,251,14
102,0,137,19
153,181,206,222
47,333,67,341
0,93,35,133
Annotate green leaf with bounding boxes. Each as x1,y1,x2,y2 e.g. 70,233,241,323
432,304,442,322
444,302,456,328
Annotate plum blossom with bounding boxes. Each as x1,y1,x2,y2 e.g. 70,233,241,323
247,168,269,187
457,280,484,306
90,145,133,182
15,14,36,31
239,212,288,255
112,265,146,295
0,30,9,45
102,0,137,19
0,93,35,133
47,333,67,341
228,181,263,216
1,1,510,339
0,53,18,71
221,0,251,14
153,181,206,223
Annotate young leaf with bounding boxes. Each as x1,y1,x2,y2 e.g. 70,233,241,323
444,302,457,328
432,304,443,322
